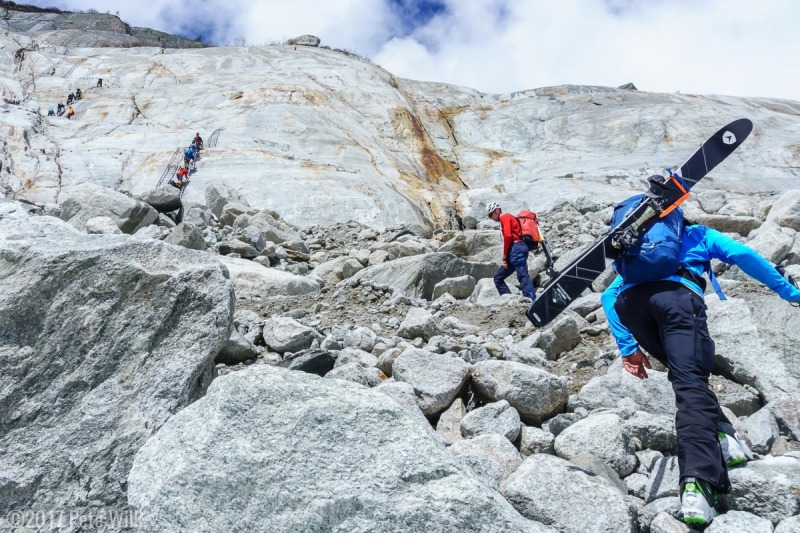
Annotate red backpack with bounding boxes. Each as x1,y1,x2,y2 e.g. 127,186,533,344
516,210,541,249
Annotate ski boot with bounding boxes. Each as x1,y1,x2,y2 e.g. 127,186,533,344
681,477,718,526
718,431,752,467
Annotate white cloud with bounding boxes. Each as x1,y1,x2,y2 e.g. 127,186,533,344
21,0,800,100
374,0,800,100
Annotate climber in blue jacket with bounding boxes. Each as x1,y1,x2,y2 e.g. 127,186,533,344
602,222,800,526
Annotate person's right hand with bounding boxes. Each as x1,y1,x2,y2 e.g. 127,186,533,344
622,348,651,379
501,259,509,269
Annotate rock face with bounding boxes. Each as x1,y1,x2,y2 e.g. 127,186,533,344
128,365,551,533
0,204,234,517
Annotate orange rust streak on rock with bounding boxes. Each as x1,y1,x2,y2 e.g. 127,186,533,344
393,107,460,185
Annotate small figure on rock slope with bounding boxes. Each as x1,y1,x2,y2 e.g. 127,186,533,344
486,201,540,300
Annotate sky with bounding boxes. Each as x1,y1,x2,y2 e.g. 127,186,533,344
22,0,800,100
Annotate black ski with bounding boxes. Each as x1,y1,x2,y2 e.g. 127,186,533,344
526,118,753,327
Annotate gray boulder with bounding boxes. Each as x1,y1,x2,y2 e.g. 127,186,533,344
353,252,488,300
775,515,800,532
286,34,321,46
374,381,442,444
59,182,158,233
450,433,522,490
0,203,233,518
205,182,249,218
707,297,800,402
745,223,794,264
569,454,627,495
262,317,320,354
460,400,521,442
216,238,260,259
432,275,477,300
501,454,636,532
437,231,501,262
577,359,676,415
220,203,259,227
469,277,521,306
165,221,206,250
313,256,365,284
520,426,555,456
743,406,780,454
325,362,383,387
623,411,678,453
767,396,800,440
436,398,466,445
218,256,320,299
85,214,124,234
392,347,471,415
128,366,550,533
216,329,260,364
554,413,637,477
644,457,680,503
278,350,335,376
139,186,182,213
397,307,442,341
706,511,774,533
724,456,800,524
334,347,378,368
649,512,689,533
694,213,762,236
638,497,681,533
471,360,569,425
625,472,649,499
766,189,800,231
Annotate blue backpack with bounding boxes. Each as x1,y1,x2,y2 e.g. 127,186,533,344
610,194,684,284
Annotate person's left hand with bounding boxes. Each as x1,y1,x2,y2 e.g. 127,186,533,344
622,348,651,379
501,259,509,269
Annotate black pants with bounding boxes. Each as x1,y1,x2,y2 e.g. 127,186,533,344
615,281,733,493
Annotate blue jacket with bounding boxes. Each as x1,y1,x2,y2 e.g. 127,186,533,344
602,224,800,357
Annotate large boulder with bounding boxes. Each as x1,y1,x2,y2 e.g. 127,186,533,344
437,231,501,262
165,221,206,250
450,433,522,490
128,366,551,533
353,252,489,300
707,296,800,401
576,359,676,415
261,317,321,354
312,256,365,284
205,182,249,218
397,307,442,340
215,329,260,364
471,360,569,424
766,189,800,231
218,256,319,299
392,347,471,415
139,186,183,213
705,511,774,533
432,275,477,300
501,454,637,532
59,182,158,233
724,456,800,524
554,413,638,477
0,203,234,518
460,400,521,442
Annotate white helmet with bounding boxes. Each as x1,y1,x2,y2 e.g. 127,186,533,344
486,202,501,216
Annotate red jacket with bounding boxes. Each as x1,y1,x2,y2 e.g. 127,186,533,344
499,212,522,259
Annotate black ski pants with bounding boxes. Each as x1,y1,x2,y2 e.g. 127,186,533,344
615,281,733,493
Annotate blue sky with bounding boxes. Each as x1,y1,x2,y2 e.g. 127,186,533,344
22,0,800,100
